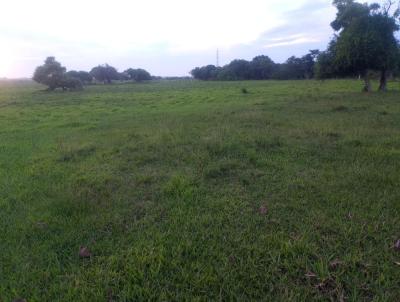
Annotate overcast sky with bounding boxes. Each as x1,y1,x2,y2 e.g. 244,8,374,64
0,0,384,78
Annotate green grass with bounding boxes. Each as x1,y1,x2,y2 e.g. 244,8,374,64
1,79,399,301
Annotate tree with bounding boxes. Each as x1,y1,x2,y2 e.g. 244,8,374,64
330,0,400,91
65,70,79,79
66,70,93,85
90,64,119,84
394,48,400,77
224,60,252,80
301,50,320,79
190,65,219,80
270,63,289,80
33,57,67,90
316,38,361,80
249,55,275,79
316,39,339,79
285,56,306,79
124,68,152,82
61,77,83,90
78,71,93,84
118,72,130,81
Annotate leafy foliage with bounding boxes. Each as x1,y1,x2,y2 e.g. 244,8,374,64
191,51,320,81
319,0,400,91
124,68,152,82
250,55,275,79
33,57,67,90
190,65,220,80
33,57,84,91
90,64,120,84
61,77,83,90
66,71,93,84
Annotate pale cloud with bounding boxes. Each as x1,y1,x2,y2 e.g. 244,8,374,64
263,34,322,48
0,0,387,78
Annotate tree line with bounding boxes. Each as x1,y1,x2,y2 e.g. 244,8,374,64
33,58,153,91
191,50,320,81
191,0,400,91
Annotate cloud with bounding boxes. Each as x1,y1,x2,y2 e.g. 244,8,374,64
211,0,335,66
263,34,321,48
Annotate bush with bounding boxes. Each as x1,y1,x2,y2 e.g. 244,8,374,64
61,77,83,91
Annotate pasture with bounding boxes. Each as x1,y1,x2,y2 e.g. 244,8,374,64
0,80,399,301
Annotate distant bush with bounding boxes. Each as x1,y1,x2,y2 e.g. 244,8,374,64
124,68,152,82
66,70,93,85
33,57,84,91
90,64,120,84
190,65,221,81
61,77,83,91
33,57,67,91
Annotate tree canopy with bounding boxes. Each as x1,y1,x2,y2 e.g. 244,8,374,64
250,55,276,80
33,57,67,90
190,51,319,81
66,70,93,84
33,57,155,89
90,64,120,84
33,57,83,91
320,0,400,91
124,68,152,82
190,65,220,81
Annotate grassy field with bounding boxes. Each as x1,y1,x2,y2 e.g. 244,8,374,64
1,79,399,301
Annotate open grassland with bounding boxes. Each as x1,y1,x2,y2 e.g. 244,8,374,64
0,80,400,301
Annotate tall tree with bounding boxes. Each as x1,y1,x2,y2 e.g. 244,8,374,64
331,0,400,91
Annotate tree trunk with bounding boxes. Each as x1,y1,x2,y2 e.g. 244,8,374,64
362,74,371,92
378,70,387,92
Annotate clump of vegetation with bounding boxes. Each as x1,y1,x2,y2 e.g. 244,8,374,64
33,59,154,89
332,105,348,112
190,51,319,81
66,70,93,85
124,68,152,82
241,88,248,94
90,64,120,84
33,57,83,91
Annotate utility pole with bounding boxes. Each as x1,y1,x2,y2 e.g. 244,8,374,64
216,49,220,67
